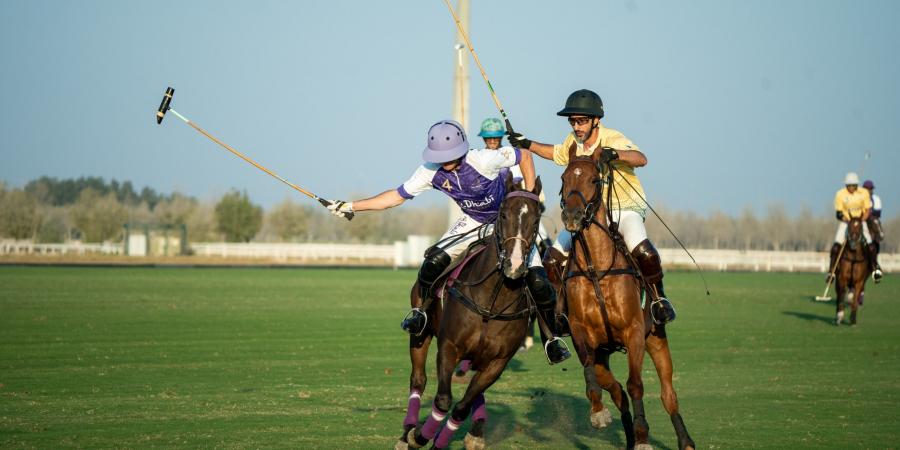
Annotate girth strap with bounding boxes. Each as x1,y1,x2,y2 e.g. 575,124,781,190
448,286,533,322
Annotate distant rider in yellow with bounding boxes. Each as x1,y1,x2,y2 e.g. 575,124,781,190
507,89,677,325
829,172,883,283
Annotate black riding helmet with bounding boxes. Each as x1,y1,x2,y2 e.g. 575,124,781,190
557,89,604,118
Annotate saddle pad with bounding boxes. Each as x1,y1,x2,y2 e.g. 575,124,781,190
435,245,487,299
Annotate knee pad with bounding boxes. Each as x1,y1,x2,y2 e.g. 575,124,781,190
630,239,663,285
419,249,452,285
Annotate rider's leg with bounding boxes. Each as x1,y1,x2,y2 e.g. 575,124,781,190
527,247,571,364
549,230,573,333
864,222,883,282
614,210,677,324
828,222,848,283
402,216,481,335
631,239,677,324
402,248,451,335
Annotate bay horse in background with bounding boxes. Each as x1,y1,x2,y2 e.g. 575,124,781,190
835,217,872,325
556,143,694,450
398,174,546,450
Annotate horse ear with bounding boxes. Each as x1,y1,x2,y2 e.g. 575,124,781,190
567,142,577,162
532,176,542,195
504,169,516,192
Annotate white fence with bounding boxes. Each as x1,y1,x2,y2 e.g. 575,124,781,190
0,240,123,256
660,248,900,273
2,238,898,272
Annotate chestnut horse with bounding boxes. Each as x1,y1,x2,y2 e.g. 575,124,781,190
835,218,872,325
399,175,546,450
557,144,694,450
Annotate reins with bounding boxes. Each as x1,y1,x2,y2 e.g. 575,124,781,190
449,190,542,323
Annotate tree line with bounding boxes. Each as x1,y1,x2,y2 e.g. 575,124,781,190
0,176,895,252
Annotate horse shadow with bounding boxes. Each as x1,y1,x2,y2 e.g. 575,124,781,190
782,310,833,325
479,387,671,449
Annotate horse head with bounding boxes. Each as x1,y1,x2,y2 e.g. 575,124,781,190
560,143,606,233
847,217,864,251
496,171,542,279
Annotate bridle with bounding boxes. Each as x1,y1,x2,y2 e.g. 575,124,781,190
494,190,542,270
560,157,611,230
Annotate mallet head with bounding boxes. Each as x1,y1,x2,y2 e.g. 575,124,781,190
156,87,174,124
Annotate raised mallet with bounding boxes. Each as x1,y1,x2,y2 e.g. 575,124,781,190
155,87,352,220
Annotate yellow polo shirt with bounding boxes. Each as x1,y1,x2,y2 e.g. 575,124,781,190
552,124,647,214
834,187,871,219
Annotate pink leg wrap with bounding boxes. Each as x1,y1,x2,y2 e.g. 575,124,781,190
403,389,422,427
420,402,447,440
458,360,471,373
471,393,487,422
434,417,463,449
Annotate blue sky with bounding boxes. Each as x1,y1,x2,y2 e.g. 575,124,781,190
1,0,897,216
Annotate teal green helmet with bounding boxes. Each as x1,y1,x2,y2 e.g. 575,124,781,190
477,117,506,138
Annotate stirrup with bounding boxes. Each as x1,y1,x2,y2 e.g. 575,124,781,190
651,297,677,325
543,337,572,365
401,308,428,336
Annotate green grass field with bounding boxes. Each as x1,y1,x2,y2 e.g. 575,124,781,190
1,267,898,449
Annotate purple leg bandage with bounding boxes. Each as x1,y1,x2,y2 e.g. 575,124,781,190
434,417,463,449
404,389,422,427
420,402,447,440
471,393,487,422
458,360,471,374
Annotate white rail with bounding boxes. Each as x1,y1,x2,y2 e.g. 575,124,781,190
2,239,897,272
0,240,123,256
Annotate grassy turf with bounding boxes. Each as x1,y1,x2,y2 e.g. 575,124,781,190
1,267,898,449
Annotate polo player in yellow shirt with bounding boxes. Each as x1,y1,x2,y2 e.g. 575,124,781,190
508,89,677,325
829,171,883,283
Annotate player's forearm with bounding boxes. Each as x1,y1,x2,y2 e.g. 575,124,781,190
528,142,555,160
520,150,536,191
352,190,405,211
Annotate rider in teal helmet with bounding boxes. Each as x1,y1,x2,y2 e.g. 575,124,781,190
478,117,506,150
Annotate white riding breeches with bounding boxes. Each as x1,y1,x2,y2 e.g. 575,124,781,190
834,221,872,245
553,209,648,256
437,214,542,268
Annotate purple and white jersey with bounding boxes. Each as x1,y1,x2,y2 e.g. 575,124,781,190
397,146,521,223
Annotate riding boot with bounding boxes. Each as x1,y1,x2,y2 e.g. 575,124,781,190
868,243,883,283
826,242,841,283
631,239,677,324
402,249,451,335
542,247,571,336
526,267,572,364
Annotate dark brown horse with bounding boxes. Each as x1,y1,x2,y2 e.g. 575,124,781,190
557,144,694,450
399,174,545,450
835,218,872,325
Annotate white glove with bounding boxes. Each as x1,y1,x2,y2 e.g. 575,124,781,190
327,200,354,219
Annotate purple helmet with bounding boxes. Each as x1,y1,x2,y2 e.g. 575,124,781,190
863,180,874,190
422,119,469,163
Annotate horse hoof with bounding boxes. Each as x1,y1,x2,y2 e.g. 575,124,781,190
590,409,613,429
635,444,654,450
394,440,409,450
464,432,486,450
407,428,426,449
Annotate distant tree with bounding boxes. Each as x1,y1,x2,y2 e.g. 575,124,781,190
69,188,128,242
36,206,69,243
0,189,41,239
214,190,262,242
265,199,311,241
153,193,198,226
